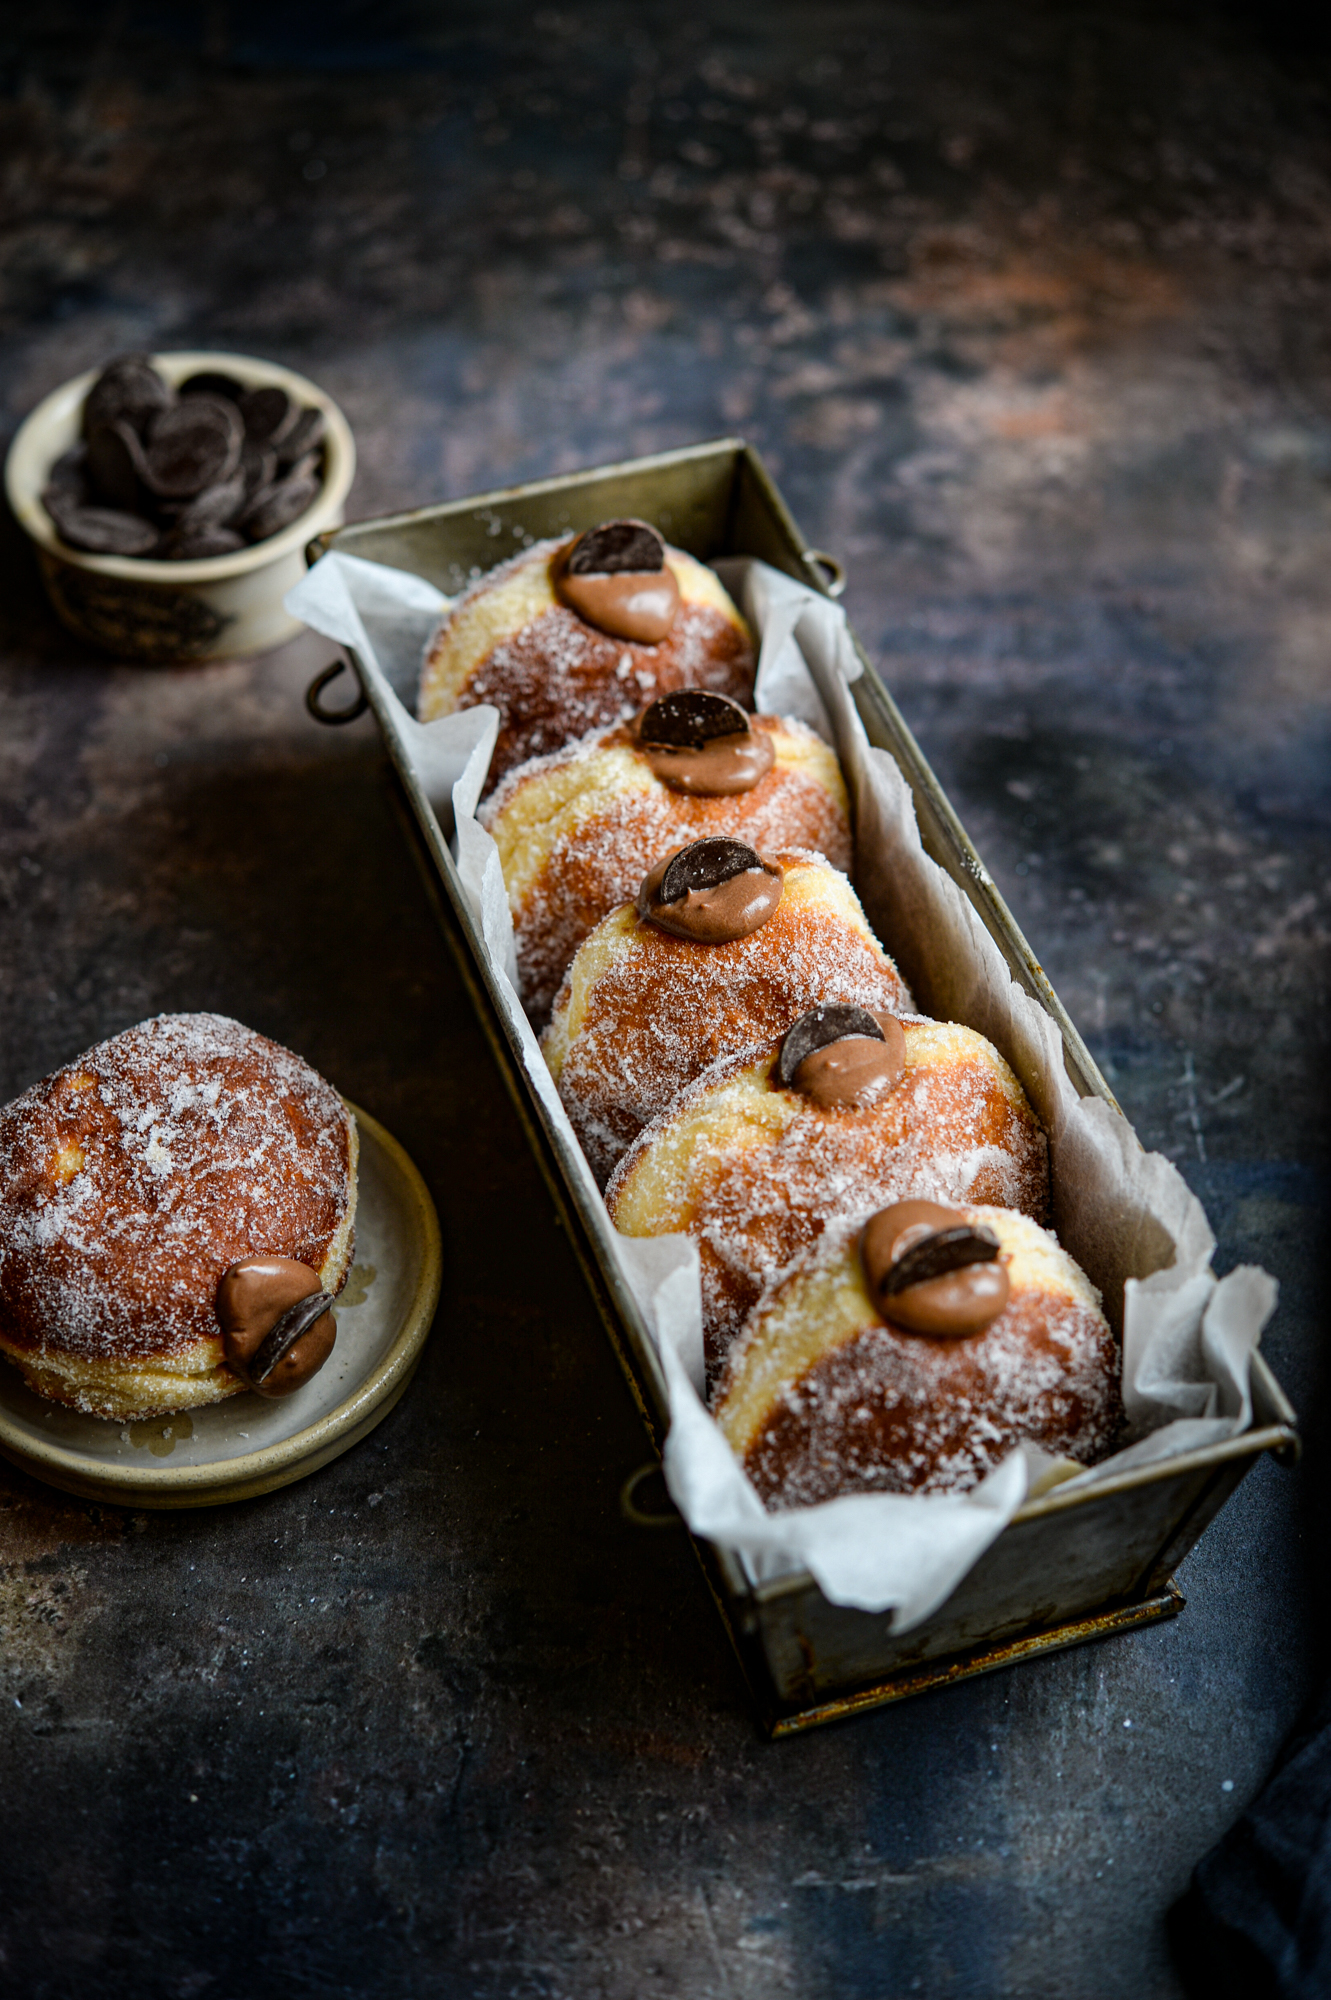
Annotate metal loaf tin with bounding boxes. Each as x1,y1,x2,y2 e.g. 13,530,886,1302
310,439,1298,1736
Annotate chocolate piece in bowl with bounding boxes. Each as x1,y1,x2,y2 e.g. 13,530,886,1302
82,353,171,439
238,383,298,447
144,396,243,497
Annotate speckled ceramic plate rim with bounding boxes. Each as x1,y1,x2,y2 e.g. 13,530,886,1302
0,1102,441,1509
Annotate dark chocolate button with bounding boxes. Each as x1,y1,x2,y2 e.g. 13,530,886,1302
878,1223,1001,1298
48,504,160,556
45,443,90,497
777,1003,886,1088
238,384,297,447
566,518,665,575
82,354,171,440
144,398,243,497
85,420,151,510
277,405,325,465
178,371,244,401
173,470,247,531
243,472,319,542
658,836,764,906
240,441,279,498
639,689,750,749
160,523,246,560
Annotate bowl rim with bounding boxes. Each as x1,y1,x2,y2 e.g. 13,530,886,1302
4,349,357,585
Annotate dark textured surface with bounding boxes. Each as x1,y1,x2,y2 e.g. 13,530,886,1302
0,5,1328,1995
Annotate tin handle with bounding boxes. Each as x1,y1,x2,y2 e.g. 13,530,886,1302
306,658,369,726
802,548,846,598
619,1461,683,1530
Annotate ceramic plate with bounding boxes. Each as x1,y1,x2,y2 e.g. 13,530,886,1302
0,1103,440,1508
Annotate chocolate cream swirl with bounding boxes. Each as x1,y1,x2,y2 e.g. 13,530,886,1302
860,1199,1011,1338
637,836,783,944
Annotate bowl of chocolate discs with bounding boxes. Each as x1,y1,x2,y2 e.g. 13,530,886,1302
5,350,356,663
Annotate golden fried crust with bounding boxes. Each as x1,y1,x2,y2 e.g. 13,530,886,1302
714,1206,1121,1506
543,851,913,1185
0,1013,357,1420
607,1019,1048,1382
418,537,754,791
481,714,853,1019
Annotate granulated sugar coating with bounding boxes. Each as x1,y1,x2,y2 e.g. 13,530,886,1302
543,850,913,1184
0,1013,356,1417
418,537,754,792
481,713,852,1019
606,1018,1048,1383
715,1208,1122,1508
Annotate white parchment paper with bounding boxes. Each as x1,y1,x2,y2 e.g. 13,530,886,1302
287,552,1278,1632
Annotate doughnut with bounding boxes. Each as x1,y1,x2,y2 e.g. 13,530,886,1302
606,1007,1048,1382
0,1013,358,1421
714,1202,1121,1507
419,520,754,792
481,694,852,1018
543,842,913,1184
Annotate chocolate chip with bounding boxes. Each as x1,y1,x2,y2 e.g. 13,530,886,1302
238,384,297,447
240,441,279,498
173,470,247,531
82,354,170,440
659,837,763,905
248,1290,334,1386
777,1004,886,1088
639,690,750,749
878,1224,1001,1298
178,370,244,401
45,444,89,497
566,518,665,575
276,405,325,465
160,523,246,560
47,504,160,556
242,472,319,542
85,420,152,510
144,398,243,497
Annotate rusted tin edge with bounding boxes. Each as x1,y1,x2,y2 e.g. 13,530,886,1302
762,1583,1187,1738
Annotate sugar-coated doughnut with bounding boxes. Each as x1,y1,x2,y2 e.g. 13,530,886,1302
714,1205,1121,1507
0,1013,357,1421
419,532,754,791
481,711,851,1019
607,1017,1047,1382
543,847,913,1185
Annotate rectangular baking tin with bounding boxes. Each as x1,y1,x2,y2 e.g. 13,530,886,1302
311,439,1299,1735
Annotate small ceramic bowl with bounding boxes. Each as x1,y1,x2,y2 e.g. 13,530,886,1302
4,350,356,663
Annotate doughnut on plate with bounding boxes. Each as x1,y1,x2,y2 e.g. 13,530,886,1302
0,1103,440,1508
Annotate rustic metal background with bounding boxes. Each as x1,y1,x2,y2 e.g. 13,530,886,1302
0,4,1327,1995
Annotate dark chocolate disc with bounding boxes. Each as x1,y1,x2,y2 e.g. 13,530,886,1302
144,398,243,497
879,1224,1001,1297
85,420,150,510
565,518,665,576
639,689,750,750
777,1003,886,1088
243,472,319,543
240,441,279,498
49,504,160,556
173,470,247,530
161,523,245,560
178,371,243,402
238,384,297,447
82,354,171,439
45,443,89,497
277,405,325,465
658,836,764,905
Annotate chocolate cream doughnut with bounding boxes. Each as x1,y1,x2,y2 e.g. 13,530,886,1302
481,693,851,1019
607,1006,1048,1383
0,1013,357,1420
419,519,755,793
713,1202,1121,1507
543,842,913,1185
